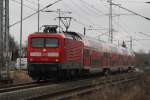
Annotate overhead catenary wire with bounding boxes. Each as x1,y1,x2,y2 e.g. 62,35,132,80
113,13,150,43
9,0,63,28
98,0,147,46
106,0,150,21
12,0,37,11
75,0,132,41
25,0,38,5
79,0,105,15
138,32,150,38
98,0,143,42
80,0,132,36
72,18,108,35
114,0,148,4
113,19,131,35
70,0,94,16
69,0,97,22
102,9,132,41
115,21,150,41
97,0,150,46
72,18,91,27
98,0,131,35
66,0,107,29
25,0,45,9
63,0,96,27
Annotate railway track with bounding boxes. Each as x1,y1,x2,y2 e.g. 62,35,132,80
0,81,48,93
0,79,59,94
31,72,139,100
0,73,139,100
0,81,34,89
0,72,140,100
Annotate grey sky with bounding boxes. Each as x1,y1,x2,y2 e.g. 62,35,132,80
9,0,150,52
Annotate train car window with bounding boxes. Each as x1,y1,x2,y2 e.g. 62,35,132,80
92,59,99,66
45,38,58,47
111,47,117,52
84,49,90,56
103,52,109,58
119,55,123,59
31,38,44,47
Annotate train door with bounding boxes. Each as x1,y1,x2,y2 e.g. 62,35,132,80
102,52,110,68
83,49,91,69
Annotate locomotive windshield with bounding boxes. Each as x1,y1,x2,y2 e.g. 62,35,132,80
31,38,44,47
45,38,58,47
31,37,58,48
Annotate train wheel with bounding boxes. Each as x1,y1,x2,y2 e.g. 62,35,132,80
35,77,41,83
74,69,79,79
104,69,110,76
56,70,62,81
71,70,75,78
66,70,72,80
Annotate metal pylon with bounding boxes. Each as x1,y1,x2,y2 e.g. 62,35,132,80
0,0,10,80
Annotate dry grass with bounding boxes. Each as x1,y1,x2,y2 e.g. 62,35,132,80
69,72,150,100
9,70,32,83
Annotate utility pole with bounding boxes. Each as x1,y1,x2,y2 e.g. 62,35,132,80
118,40,120,46
57,9,61,32
0,0,10,79
19,0,23,69
5,0,10,78
109,0,113,43
0,0,4,69
0,0,9,68
38,0,40,32
130,36,132,50
84,27,86,36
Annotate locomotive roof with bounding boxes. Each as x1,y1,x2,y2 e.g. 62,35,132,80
29,32,65,37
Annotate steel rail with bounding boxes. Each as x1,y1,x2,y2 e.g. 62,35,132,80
0,81,53,93
0,81,35,89
27,72,140,100
0,72,140,100
49,77,138,100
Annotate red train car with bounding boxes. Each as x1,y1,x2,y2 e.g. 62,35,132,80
27,26,135,80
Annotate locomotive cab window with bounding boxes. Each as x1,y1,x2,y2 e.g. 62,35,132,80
45,38,58,47
31,38,44,48
31,37,58,48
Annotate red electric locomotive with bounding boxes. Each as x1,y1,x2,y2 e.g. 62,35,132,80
27,25,135,80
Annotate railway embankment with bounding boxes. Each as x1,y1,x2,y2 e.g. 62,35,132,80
69,70,150,100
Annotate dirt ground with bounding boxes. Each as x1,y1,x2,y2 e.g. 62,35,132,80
70,71,150,100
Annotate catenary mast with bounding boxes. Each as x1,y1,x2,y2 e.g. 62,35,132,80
0,0,9,78
109,0,113,43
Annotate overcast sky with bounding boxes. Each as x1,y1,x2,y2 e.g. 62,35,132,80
9,0,150,52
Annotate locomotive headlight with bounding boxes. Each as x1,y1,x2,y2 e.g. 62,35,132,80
30,52,41,56
48,52,59,57
56,59,59,62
